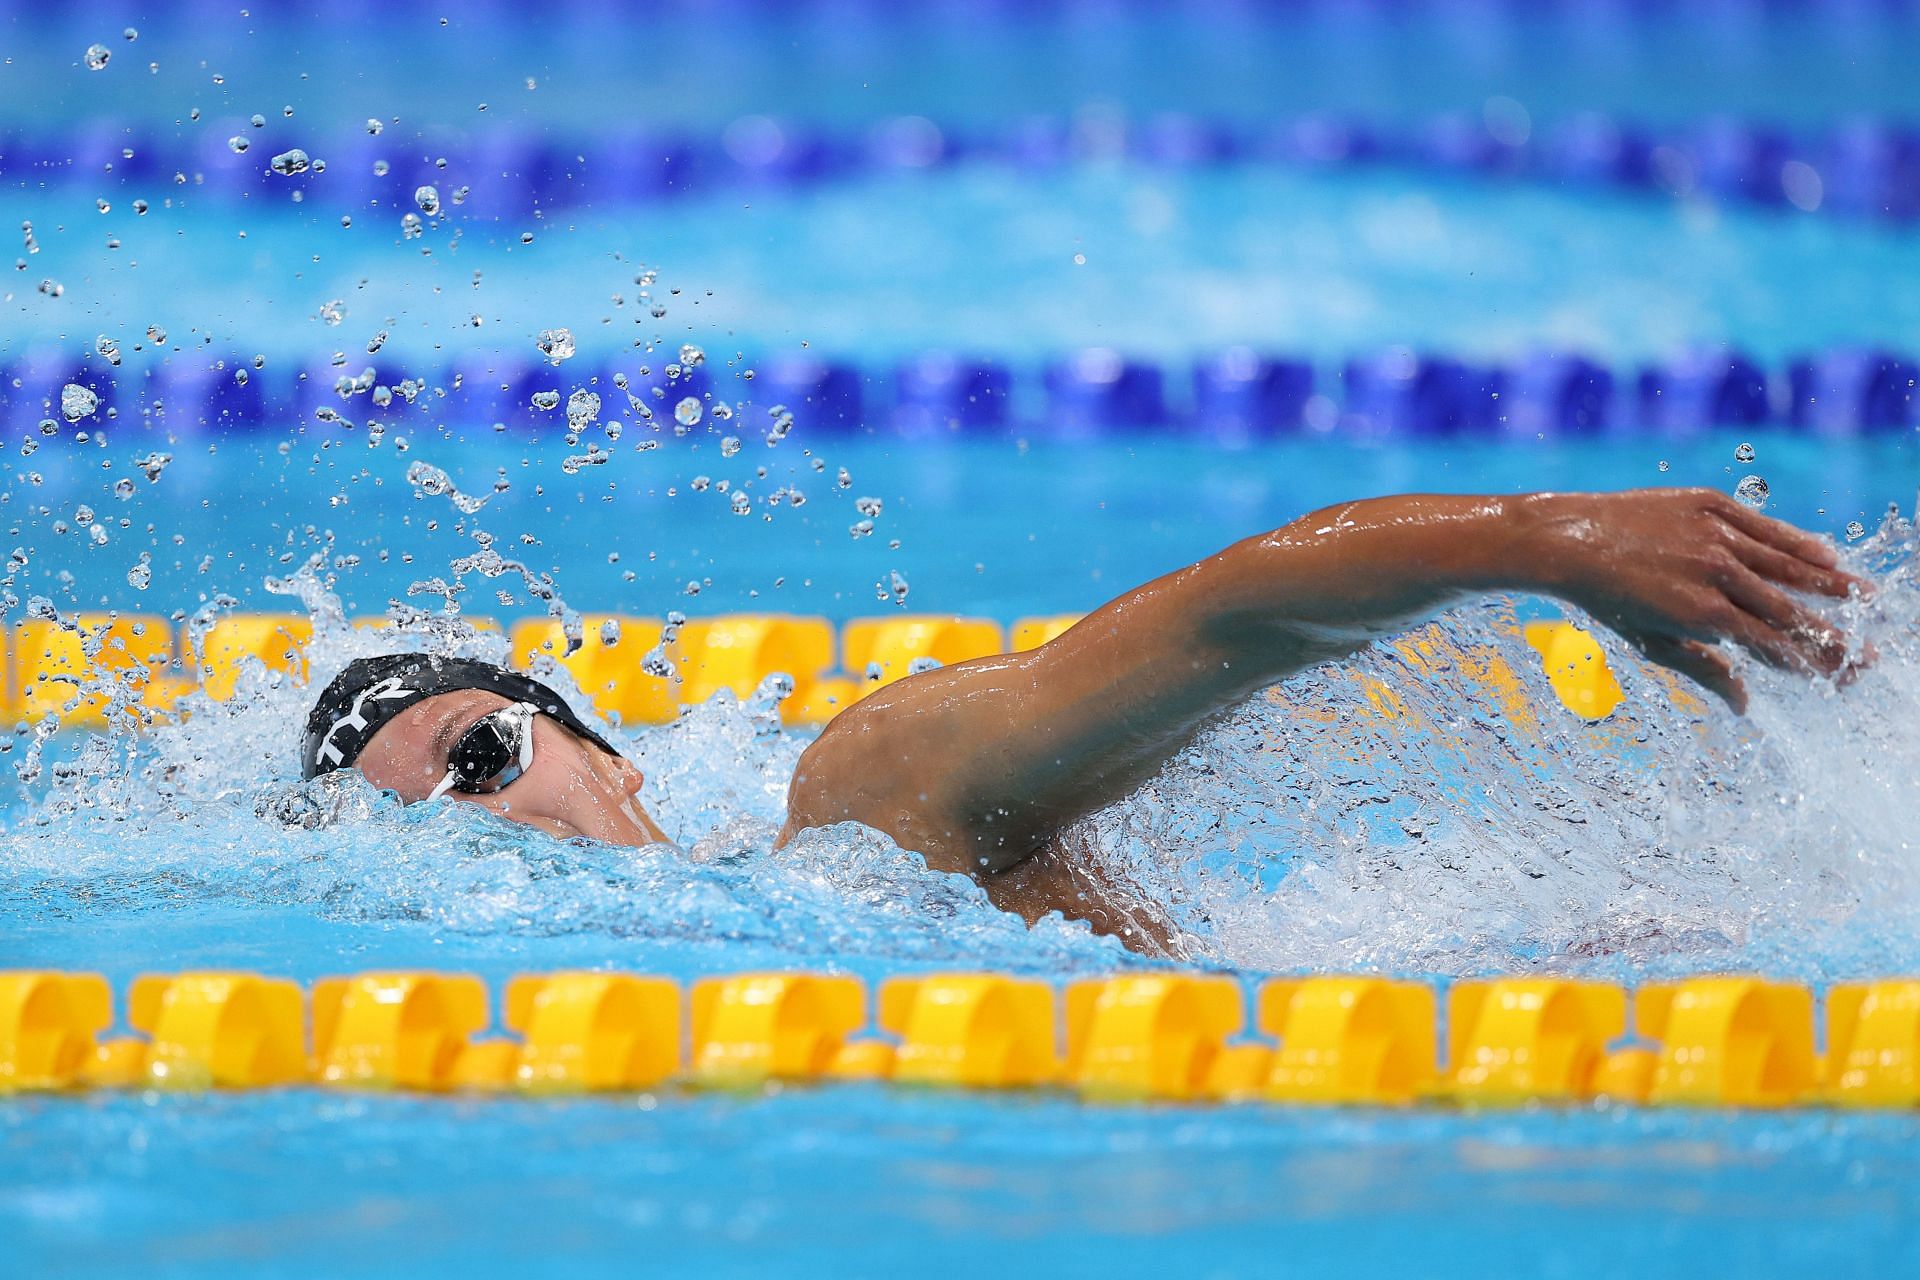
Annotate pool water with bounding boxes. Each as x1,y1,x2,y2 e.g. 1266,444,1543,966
10,1,1920,1274
9,1091,1920,1277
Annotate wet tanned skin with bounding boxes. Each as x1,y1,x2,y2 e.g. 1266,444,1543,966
354,488,1867,957
354,688,670,847
778,488,1867,951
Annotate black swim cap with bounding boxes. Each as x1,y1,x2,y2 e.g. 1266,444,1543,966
301,652,620,780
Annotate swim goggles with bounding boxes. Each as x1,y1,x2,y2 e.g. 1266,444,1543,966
427,701,538,801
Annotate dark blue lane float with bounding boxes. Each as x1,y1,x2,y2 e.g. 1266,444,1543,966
891,354,1012,438
1192,349,1315,445
8,110,1919,222
1636,349,1773,438
1042,350,1167,438
6,346,1915,441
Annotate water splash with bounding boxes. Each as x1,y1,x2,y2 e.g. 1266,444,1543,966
6,513,1920,981
1067,512,1917,979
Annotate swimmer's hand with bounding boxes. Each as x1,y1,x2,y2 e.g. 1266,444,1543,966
1522,488,1866,712
778,487,1865,949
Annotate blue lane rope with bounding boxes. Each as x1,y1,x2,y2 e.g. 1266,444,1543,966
6,344,1915,440
6,111,1916,220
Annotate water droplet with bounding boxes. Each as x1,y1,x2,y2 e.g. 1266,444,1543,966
730,492,752,516
146,324,166,344
678,343,706,367
94,335,121,366
132,198,148,214
84,43,110,71
60,384,99,422
855,496,883,518
1846,520,1867,542
269,148,311,176
520,231,535,245
126,555,151,590
530,390,561,412
1735,475,1770,508
365,118,383,135
113,477,135,500
372,159,390,177
122,27,138,41
675,397,703,427
719,436,741,457
1657,460,1670,472
1734,442,1756,463
318,299,346,326
400,212,423,239
226,135,249,155
249,113,266,129
849,519,874,539
566,389,601,432
96,198,110,213
535,328,575,363
137,451,171,482
414,185,441,216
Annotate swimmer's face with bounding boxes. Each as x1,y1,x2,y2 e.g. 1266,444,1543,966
352,689,669,847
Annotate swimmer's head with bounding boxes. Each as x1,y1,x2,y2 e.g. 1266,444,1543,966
302,653,669,846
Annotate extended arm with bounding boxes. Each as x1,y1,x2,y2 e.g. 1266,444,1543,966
779,488,1861,894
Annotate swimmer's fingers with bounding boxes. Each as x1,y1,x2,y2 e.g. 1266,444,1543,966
1708,492,1842,568
1730,534,1870,600
1639,633,1746,713
1714,572,1850,675
1704,579,1850,679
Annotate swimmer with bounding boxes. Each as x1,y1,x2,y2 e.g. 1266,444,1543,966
303,488,1865,953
